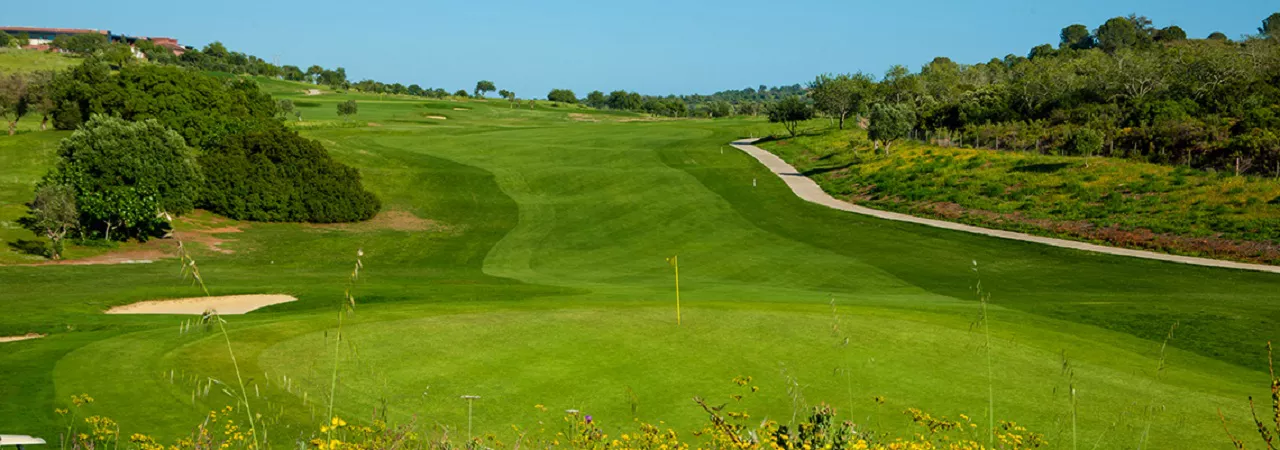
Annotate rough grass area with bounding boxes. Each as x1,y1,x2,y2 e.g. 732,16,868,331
759,122,1280,264
0,49,82,72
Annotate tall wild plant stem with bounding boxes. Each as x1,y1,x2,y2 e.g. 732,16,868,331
216,315,261,450
175,233,260,450
1137,322,1178,450
327,249,364,445
981,293,994,448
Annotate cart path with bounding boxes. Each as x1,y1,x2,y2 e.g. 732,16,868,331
730,138,1280,274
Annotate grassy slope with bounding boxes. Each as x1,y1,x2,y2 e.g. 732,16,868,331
758,123,1280,264
0,49,81,72
0,82,1278,448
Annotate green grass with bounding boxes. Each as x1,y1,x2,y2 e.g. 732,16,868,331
3,89,1280,449
0,49,82,72
758,123,1280,264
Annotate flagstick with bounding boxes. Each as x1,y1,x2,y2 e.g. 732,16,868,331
672,255,681,325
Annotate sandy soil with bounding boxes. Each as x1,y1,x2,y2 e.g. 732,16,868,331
453,108,470,111
304,89,322,96
425,115,448,120
0,333,45,343
306,210,445,233
104,294,297,315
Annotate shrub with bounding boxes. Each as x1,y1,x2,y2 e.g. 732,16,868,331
50,61,279,149
41,115,202,241
547,89,577,103
200,127,381,223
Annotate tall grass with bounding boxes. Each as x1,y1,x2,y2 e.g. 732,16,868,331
326,249,364,445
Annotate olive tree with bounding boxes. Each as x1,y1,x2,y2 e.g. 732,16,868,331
337,100,358,120
18,184,78,259
474,80,496,98
867,103,915,154
808,72,875,129
766,96,814,137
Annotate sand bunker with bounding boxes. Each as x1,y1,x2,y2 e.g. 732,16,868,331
452,108,470,111
0,333,45,343
425,115,448,120
105,295,297,315
304,89,323,96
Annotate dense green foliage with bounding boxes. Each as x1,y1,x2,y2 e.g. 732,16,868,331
199,127,380,222
547,88,577,103
49,61,279,148
821,12,1280,175
41,115,201,241
808,72,875,129
50,33,108,54
867,103,915,152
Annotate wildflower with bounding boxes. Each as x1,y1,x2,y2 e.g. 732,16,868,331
585,415,593,423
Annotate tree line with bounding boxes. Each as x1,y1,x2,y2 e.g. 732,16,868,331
784,12,1280,176
9,59,381,259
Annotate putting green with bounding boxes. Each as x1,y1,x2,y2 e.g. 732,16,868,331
3,81,1278,449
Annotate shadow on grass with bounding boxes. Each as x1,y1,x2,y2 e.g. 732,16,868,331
7,239,48,258
1010,162,1073,174
802,163,856,177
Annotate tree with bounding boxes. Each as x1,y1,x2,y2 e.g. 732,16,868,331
1154,26,1187,42
277,99,296,120
48,62,279,148
41,115,202,241
337,100,358,120
0,32,12,48
200,127,381,222
1261,12,1280,39
474,80,496,98
1096,16,1151,53
705,100,733,118
808,72,875,129
766,96,813,137
547,89,577,103
453,89,469,98
25,71,56,131
306,65,324,84
1067,128,1104,166
18,184,78,259
0,72,30,135
585,90,606,108
1207,31,1230,41
51,33,108,54
1060,24,1094,50
867,103,915,154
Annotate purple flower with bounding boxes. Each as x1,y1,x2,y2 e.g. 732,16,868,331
585,415,593,423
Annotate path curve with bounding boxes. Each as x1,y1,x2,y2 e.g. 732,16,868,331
730,138,1280,274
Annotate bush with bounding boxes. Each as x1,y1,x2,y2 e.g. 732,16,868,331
50,61,279,149
200,127,381,223
547,89,577,103
41,115,202,241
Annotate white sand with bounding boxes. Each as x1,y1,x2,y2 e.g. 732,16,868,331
304,89,322,96
425,115,448,120
0,333,45,343
105,294,297,315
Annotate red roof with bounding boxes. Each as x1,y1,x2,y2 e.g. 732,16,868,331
1,26,108,35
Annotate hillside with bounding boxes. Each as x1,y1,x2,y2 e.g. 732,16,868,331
759,122,1280,264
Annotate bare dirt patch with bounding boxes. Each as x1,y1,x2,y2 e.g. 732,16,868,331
0,333,46,343
173,225,242,254
105,294,297,315
306,210,446,233
367,122,382,127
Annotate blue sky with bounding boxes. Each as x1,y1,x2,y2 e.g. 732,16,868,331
8,0,1278,97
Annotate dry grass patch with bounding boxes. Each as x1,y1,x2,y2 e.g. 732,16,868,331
306,210,446,233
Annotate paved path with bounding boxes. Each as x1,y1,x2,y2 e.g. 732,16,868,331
730,138,1280,274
